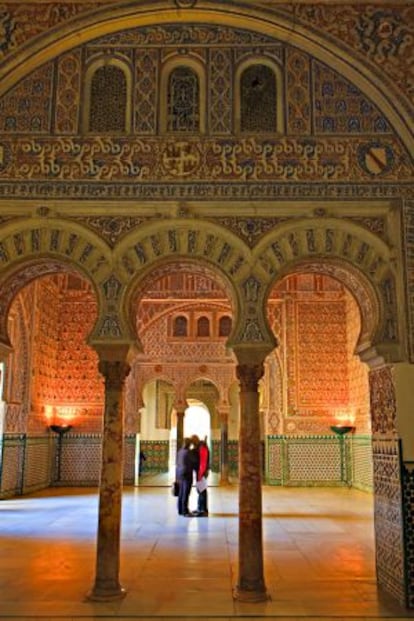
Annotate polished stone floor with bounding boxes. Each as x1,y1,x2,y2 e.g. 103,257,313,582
0,476,413,621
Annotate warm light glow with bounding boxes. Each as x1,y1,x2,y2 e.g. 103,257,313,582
334,409,356,426
56,406,77,423
44,405,54,422
44,404,78,426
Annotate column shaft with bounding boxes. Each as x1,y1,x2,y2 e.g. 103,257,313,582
88,360,129,601
176,410,185,450
234,363,268,602
219,410,230,485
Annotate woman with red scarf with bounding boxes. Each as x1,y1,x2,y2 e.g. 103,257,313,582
191,435,209,517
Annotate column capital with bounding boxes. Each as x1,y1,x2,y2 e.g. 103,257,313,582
232,342,275,367
174,398,187,414
98,360,130,390
218,408,230,423
236,364,265,392
90,340,138,366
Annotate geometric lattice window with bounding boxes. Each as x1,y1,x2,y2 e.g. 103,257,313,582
240,64,276,132
173,315,188,337
89,65,127,132
167,67,200,132
219,315,232,337
197,316,210,337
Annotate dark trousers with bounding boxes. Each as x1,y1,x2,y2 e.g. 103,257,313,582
197,489,208,512
177,475,192,515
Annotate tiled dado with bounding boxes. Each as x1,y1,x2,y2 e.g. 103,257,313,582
403,462,414,608
139,440,170,473
266,434,373,489
212,439,239,475
57,433,137,485
0,433,137,495
0,433,27,498
2,433,374,492
352,434,373,491
372,439,406,606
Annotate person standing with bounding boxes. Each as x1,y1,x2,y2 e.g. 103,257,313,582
139,450,146,476
175,437,193,517
191,434,210,517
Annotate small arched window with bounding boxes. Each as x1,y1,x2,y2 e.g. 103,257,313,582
89,65,127,132
219,315,232,337
167,67,200,132
240,64,276,133
173,315,188,337
197,316,210,337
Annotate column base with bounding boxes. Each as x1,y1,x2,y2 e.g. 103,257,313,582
233,586,270,603
86,584,127,602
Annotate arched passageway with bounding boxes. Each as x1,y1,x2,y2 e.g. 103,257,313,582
0,0,412,612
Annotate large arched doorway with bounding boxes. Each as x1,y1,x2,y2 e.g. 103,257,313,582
264,270,371,488
0,263,103,496
125,259,237,485
0,0,411,610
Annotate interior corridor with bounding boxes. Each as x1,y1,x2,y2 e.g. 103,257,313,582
1,481,413,621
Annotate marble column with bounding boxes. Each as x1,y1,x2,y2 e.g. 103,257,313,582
176,409,185,450
219,409,230,485
87,359,130,601
234,363,269,602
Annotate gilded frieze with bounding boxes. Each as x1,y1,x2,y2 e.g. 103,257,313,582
91,24,275,48
0,135,409,183
0,180,409,201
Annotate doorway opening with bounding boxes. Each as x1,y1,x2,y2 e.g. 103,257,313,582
184,400,210,444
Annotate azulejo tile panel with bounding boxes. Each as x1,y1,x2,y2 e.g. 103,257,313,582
403,464,414,608
0,434,25,498
267,435,367,487
23,436,51,493
372,438,406,606
139,440,169,473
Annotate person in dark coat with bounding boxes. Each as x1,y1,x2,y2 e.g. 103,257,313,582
175,437,193,517
139,450,146,475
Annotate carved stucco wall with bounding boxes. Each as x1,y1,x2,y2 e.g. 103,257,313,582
346,289,371,434
0,2,411,112
0,24,410,193
4,291,32,433
0,6,408,444
0,1,410,605
0,7,407,367
266,273,369,436
3,269,370,440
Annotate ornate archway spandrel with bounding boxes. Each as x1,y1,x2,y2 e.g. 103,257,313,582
101,273,124,302
242,275,262,304
116,223,250,283
0,222,112,284
256,220,392,279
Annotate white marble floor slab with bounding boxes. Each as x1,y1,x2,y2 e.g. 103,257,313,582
0,482,413,621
